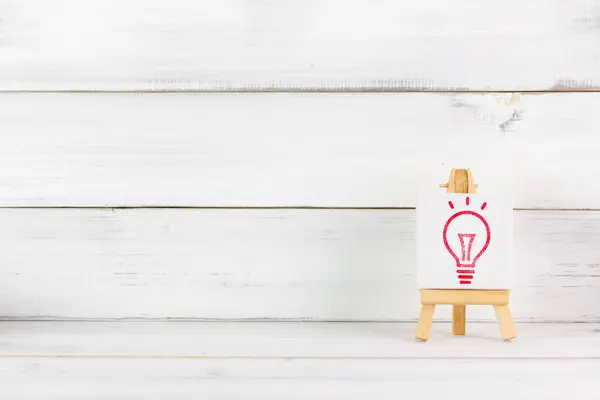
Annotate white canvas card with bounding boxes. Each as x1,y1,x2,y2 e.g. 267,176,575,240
417,188,513,290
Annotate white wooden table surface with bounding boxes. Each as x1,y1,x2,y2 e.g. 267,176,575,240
0,321,597,399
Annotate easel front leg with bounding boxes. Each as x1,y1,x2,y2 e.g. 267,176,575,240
494,305,516,341
415,304,436,341
452,305,466,335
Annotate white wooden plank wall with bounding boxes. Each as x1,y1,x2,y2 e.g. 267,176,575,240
0,1,598,322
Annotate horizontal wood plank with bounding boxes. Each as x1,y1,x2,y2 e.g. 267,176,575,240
1,93,600,208
2,321,598,358
1,0,599,91
0,208,597,321
0,322,596,399
1,358,595,399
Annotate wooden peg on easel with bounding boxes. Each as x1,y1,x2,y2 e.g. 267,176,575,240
415,168,516,342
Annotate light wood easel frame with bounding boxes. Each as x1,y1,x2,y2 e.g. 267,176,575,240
415,168,516,341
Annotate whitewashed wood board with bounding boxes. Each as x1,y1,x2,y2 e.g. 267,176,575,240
2,322,599,358
1,0,599,91
2,93,600,208
0,322,597,399
0,209,597,321
0,359,595,400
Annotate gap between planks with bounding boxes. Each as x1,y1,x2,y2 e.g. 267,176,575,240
2,90,600,94
0,355,597,360
0,206,597,212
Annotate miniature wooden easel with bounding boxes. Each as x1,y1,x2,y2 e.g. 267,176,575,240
415,168,516,341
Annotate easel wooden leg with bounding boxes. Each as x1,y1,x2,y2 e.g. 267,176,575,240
494,305,517,341
452,305,466,335
415,304,436,341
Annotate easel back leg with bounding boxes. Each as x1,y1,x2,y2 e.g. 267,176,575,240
452,305,466,335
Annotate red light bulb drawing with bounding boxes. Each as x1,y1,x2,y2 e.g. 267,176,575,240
443,197,491,285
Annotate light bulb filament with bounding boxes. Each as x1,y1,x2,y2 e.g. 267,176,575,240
458,233,475,262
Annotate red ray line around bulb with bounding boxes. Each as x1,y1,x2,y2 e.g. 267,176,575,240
448,201,454,209
481,202,487,210
466,197,470,205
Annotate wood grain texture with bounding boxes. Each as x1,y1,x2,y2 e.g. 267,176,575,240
421,290,510,305
0,321,598,358
1,0,599,91
2,358,595,400
0,322,596,399
1,93,600,208
0,208,597,321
